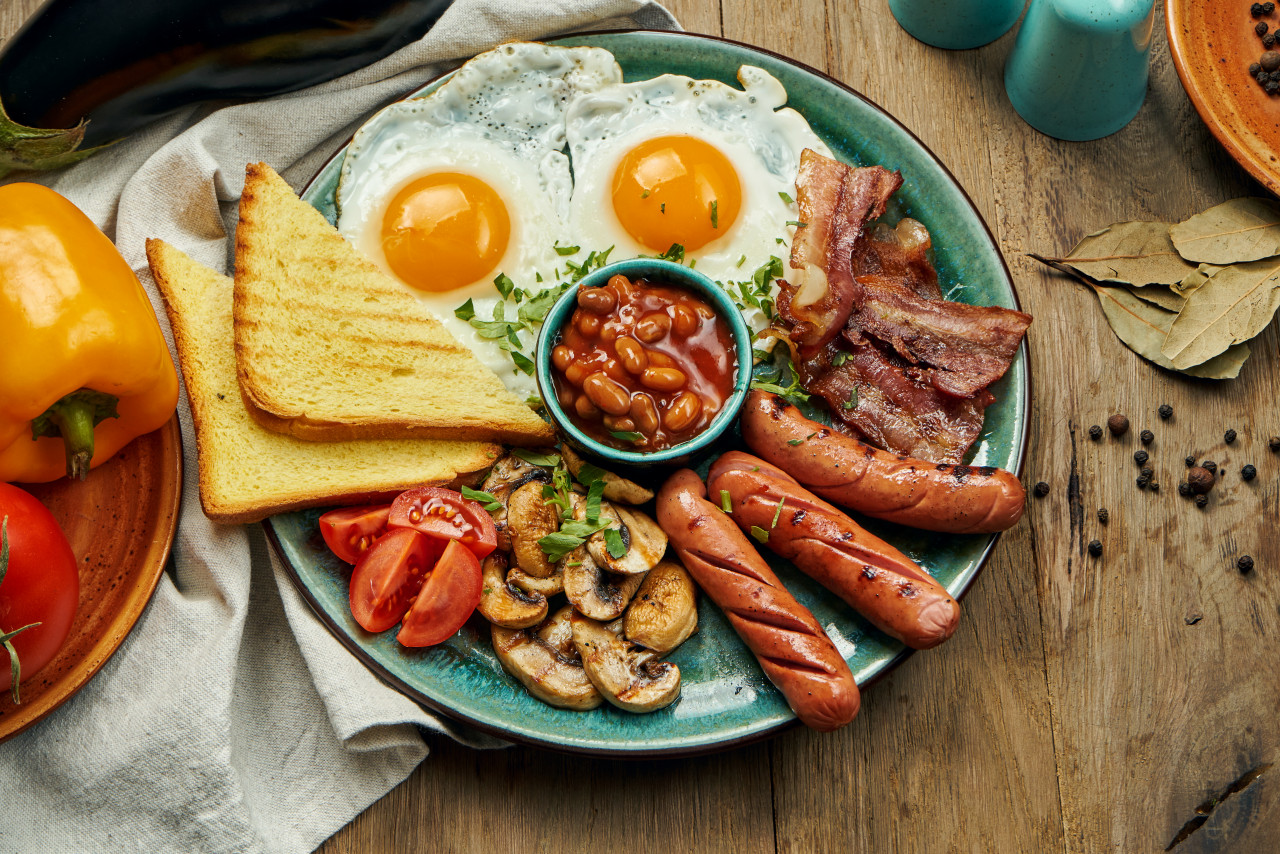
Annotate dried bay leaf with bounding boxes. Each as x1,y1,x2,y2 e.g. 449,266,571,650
1047,221,1195,285
1091,284,1251,379
1126,283,1185,312
1161,257,1280,369
1174,263,1225,297
1170,198,1280,264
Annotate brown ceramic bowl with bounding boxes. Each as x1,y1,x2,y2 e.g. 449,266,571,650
0,417,182,742
1168,0,1280,195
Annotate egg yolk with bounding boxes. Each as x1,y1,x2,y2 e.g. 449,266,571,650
610,135,741,253
380,172,511,293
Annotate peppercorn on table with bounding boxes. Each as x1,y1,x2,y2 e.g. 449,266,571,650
4,0,1277,851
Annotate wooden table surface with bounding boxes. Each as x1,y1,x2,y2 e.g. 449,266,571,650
5,1,1278,851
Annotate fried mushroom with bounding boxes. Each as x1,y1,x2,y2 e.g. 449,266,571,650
561,445,654,505
481,454,552,552
623,560,698,655
508,565,564,597
570,613,680,713
492,606,602,711
477,552,547,629
564,549,646,622
587,502,668,576
507,480,559,578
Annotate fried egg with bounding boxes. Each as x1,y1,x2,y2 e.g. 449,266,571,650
336,42,623,396
564,65,833,327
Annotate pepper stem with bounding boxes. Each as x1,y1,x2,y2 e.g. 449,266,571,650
30,389,119,481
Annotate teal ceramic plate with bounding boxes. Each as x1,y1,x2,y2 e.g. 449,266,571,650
265,30,1030,757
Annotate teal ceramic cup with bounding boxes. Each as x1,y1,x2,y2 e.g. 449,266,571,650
888,0,1023,50
534,258,752,468
1004,0,1155,141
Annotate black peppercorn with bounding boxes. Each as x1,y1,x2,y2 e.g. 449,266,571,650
1242,464,1258,481
1150,481,1160,492
1158,404,1173,420
1097,508,1109,524
1238,555,1255,574
1268,80,1280,94
1134,450,1149,465
1141,465,1154,478
1140,429,1154,445
1178,482,1193,497
1267,33,1278,48
1254,2,1265,17
1195,494,1209,509
1088,540,1103,557
1033,481,1050,497
1252,61,1264,76
1257,21,1269,35
1270,436,1280,451
1202,460,1217,474
1185,455,1196,467
1088,424,1103,441
1136,476,1149,489
1225,429,1238,444
1188,466,1215,494
1259,71,1272,85
1107,414,1129,436
1266,2,1275,12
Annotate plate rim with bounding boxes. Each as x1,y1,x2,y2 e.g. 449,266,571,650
1165,0,1280,196
267,28,1032,758
0,415,184,744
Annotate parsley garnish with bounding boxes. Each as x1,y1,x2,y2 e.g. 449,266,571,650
720,489,733,513
609,430,644,443
786,221,807,228
778,191,794,204
657,244,685,264
710,199,719,229
493,273,515,299
832,352,850,367
513,448,561,467
510,351,535,375
460,486,503,513
736,255,747,268
749,525,770,544
603,528,627,559
554,242,580,256
454,299,476,321
770,497,786,529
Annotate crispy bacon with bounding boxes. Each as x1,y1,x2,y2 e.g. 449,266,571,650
852,220,942,299
848,275,1032,399
799,340,992,465
778,149,901,355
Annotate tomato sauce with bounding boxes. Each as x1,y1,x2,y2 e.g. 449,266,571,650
550,274,738,452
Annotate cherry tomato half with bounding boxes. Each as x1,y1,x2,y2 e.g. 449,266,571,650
348,528,441,633
397,539,482,647
388,487,497,559
0,483,78,701
320,504,391,564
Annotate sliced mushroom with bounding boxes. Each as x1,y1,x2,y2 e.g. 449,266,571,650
508,564,564,597
570,613,680,713
564,549,646,621
492,606,602,711
507,480,559,578
482,454,552,552
477,552,547,629
561,445,654,505
587,502,668,576
623,560,698,654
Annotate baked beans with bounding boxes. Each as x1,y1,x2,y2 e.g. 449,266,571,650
550,274,737,451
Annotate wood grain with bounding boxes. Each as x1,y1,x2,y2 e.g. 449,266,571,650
5,0,1278,851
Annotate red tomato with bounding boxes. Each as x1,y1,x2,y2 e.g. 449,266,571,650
320,504,391,564
397,539,482,647
387,487,497,559
0,483,78,702
348,528,440,633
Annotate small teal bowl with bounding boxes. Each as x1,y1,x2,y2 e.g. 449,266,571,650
535,258,752,467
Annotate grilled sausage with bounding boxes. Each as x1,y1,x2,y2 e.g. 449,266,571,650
708,451,959,649
656,468,859,732
741,390,1025,534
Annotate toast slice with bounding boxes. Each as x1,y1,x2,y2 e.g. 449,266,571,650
147,238,500,524
233,162,555,445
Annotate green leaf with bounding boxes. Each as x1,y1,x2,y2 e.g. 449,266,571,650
576,462,607,487
493,273,515,299
737,255,747,268
519,284,568,326
658,244,685,264
585,478,605,522
710,199,719,229
609,430,643,443
554,242,580,256
720,489,732,513
749,525,770,544
0,98,110,179
770,497,786,529
778,191,794,205
1046,222,1196,286
538,532,586,563
1161,258,1280,370
1170,198,1280,264
460,486,503,513
454,299,476,321
510,351,535,376
512,448,561,466
603,527,626,559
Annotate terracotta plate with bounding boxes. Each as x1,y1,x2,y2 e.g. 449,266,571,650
1168,0,1280,195
0,417,183,742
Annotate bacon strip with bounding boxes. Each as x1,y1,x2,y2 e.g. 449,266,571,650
779,149,901,355
848,275,1032,399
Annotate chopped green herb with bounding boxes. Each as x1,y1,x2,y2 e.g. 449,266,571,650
843,390,858,410
603,527,627,559
641,190,650,199
461,486,504,513
538,532,587,563
770,497,786,529
710,199,719,229
554,242,580,256
493,273,515,298
657,244,685,264
660,203,666,214
609,430,644,443
510,351,535,375
787,438,803,446
519,283,570,326
560,518,609,540
785,221,807,228
720,489,733,513
512,448,561,467
585,478,605,522
737,255,747,268
778,191,794,205
832,352,849,367
775,237,786,245
576,461,607,487
454,299,476,321
565,561,582,567
750,525,770,544
483,586,494,596
525,395,544,408
535,272,543,282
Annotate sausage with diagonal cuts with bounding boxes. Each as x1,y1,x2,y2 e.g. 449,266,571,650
707,451,959,650
656,469,859,732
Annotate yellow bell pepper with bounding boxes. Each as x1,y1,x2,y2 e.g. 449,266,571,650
0,183,178,483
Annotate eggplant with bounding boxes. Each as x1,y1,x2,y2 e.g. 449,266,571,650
0,0,455,148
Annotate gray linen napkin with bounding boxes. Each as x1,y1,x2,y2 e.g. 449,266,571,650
0,2,677,851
